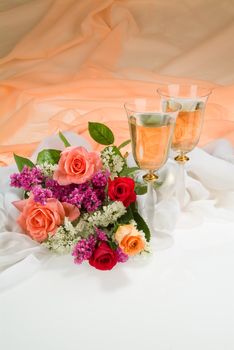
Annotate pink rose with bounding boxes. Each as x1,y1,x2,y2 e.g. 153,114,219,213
53,146,102,185
13,196,80,243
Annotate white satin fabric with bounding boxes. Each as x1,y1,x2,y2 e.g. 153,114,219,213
0,133,234,291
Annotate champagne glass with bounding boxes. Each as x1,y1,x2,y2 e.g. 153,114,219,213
124,98,181,249
157,85,212,206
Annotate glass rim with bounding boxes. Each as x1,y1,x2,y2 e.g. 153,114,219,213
124,98,181,114
157,84,213,99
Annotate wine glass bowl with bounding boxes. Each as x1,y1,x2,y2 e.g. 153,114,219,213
124,99,181,182
158,85,212,163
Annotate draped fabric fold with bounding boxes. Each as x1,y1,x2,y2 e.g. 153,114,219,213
0,0,234,166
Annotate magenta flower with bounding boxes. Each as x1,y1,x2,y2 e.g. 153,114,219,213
82,188,101,212
10,166,44,191
116,247,129,263
92,170,109,188
72,235,97,264
45,179,75,202
95,228,108,241
45,177,105,212
32,185,53,205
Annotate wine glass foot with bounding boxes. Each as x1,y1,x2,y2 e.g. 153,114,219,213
143,171,158,182
174,154,189,163
150,231,174,251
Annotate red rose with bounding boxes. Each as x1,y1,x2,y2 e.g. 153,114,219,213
89,242,118,271
108,177,136,207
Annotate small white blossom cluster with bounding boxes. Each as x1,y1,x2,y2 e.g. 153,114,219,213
43,202,127,254
37,162,58,177
41,198,152,259
74,218,94,237
84,201,126,227
43,218,80,254
101,146,125,177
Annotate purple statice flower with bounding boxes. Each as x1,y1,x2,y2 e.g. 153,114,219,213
32,185,53,205
45,179,91,204
67,188,85,207
45,178,74,202
116,247,129,263
10,166,44,191
82,188,101,212
95,228,108,241
77,182,90,193
45,178,105,212
72,235,97,264
91,170,109,188
94,188,106,202
10,173,21,188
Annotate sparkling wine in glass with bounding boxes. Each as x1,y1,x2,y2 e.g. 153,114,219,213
125,98,181,249
129,113,174,175
158,84,212,161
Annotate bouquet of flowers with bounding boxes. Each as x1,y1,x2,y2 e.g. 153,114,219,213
10,122,150,271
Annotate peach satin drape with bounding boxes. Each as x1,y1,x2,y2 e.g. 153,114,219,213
0,0,234,166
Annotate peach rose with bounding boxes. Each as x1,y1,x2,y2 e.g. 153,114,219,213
13,196,80,243
53,146,102,185
115,224,146,256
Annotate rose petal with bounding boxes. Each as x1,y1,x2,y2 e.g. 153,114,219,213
62,202,80,221
13,199,28,212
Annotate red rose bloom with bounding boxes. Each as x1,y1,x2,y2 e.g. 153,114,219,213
108,177,136,207
89,242,118,271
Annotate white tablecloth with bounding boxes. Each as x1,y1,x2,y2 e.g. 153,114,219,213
1,134,234,350
1,220,234,350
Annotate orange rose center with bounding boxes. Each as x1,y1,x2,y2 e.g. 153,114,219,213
121,235,145,256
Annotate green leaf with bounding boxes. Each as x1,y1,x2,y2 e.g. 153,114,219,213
88,122,114,145
36,149,61,165
14,154,35,172
118,139,131,150
119,166,139,177
135,184,148,195
23,191,30,199
133,211,151,242
108,241,118,250
112,222,120,234
118,206,134,224
130,202,137,212
59,131,71,147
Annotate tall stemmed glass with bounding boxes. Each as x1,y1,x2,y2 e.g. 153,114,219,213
124,98,181,248
157,85,212,206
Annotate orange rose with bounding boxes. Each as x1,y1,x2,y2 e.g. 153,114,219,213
115,224,145,256
53,146,102,185
13,196,80,243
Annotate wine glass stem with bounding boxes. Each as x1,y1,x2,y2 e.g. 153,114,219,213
144,178,157,231
176,162,186,208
